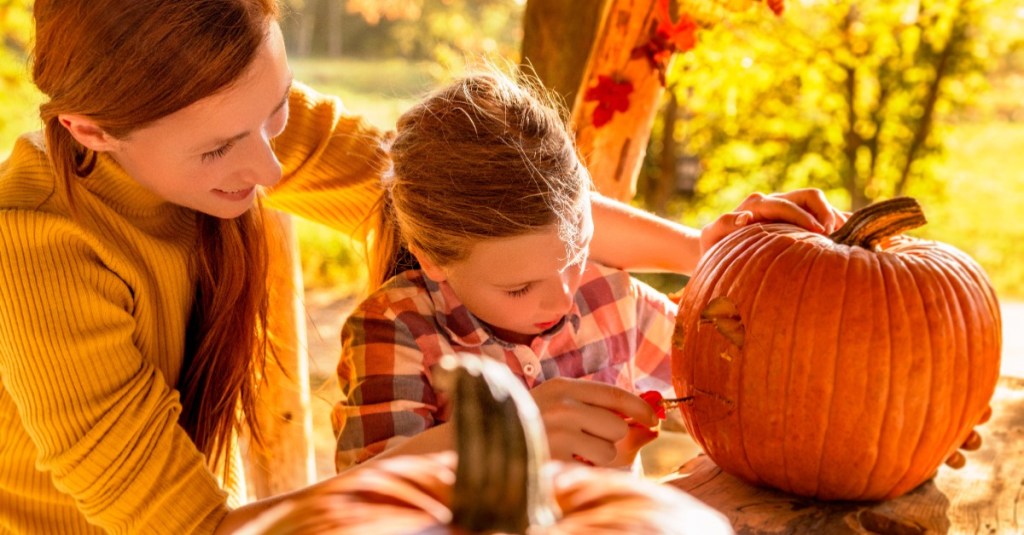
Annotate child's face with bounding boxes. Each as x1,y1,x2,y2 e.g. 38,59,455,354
437,207,594,345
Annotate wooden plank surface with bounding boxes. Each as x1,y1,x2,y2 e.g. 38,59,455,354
662,376,1024,534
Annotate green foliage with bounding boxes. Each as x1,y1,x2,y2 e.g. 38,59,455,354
911,122,1024,298
281,0,524,72
634,0,1024,298
390,0,523,71
1,0,43,156
290,57,434,128
293,217,369,294
642,0,1002,215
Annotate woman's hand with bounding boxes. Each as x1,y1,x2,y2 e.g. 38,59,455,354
700,189,848,254
529,378,658,468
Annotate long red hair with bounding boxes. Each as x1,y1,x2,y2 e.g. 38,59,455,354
32,0,279,468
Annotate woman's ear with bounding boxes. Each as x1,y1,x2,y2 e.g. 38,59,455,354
57,114,121,152
409,245,447,282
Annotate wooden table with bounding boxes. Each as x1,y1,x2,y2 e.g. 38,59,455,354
662,376,1024,534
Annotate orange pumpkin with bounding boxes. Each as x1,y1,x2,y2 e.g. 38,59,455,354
240,355,733,534
671,197,1001,501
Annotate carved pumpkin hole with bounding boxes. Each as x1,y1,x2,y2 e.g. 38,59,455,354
700,295,745,348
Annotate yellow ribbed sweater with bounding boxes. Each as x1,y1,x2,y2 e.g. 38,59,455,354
0,82,384,534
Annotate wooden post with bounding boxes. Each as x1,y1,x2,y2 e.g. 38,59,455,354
246,209,317,498
571,0,667,201
521,0,610,107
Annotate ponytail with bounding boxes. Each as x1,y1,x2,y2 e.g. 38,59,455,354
367,192,420,292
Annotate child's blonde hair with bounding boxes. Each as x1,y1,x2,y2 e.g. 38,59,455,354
370,69,592,289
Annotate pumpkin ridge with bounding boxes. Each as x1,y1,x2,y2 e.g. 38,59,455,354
934,252,978,470
756,238,822,493
926,245,1002,419
914,249,978,476
884,251,935,497
860,253,910,498
715,229,792,483
913,251,970,494
799,248,848,498
847,247,891,499
888,253,946,497
818,247,879,499
780,244,829,497
678,225,776,466
739,233,818,490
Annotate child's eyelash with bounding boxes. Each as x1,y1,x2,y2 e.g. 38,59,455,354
201,141,235,162
506,285,531,298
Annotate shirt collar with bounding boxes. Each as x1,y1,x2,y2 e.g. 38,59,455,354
421,271,582,349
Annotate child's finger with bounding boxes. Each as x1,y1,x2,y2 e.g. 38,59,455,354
565,381,659,428
547,431,617,466
569,401,631,443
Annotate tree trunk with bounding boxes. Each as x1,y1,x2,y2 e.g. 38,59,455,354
293,0,319,57
520,0,609,107
652,89,679,216
896,0,967,197
571,0,668,201
325,0,343,57
840,5,869,210
246,210,316,498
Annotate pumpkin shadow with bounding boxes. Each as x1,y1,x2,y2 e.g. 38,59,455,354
666,454,952,534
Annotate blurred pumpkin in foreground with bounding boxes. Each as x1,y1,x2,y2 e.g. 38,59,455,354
672,197,1001,500
239,355,732,534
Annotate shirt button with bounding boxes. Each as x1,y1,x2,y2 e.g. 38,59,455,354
523,364,537,376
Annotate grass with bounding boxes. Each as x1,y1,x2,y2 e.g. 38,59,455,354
289,58,437,131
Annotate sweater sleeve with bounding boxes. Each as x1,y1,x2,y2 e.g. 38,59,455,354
0,211,228,534
263,82,388,238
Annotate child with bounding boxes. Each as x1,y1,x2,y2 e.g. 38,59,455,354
331,70,679,471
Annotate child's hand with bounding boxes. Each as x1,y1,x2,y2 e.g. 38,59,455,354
700,189,848,254
529,377,658,467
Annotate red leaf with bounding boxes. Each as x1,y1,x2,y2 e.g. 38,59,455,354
583,75,634,128
630,0,699,86
655,0,698,54
766,0,785,16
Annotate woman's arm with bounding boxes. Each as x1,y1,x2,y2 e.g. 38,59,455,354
0,212,229,534
588,189,846,275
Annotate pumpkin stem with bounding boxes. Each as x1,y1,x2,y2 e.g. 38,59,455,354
828,196,927,249
439,354,560,534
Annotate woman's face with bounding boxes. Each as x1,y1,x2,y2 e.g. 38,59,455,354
103,22,293,218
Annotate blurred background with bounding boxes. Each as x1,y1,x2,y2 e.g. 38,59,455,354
3,0,1022,478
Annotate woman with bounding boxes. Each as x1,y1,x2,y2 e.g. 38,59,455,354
0,0,842,533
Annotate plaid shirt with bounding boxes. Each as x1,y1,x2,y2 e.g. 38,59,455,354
331,262,678,470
